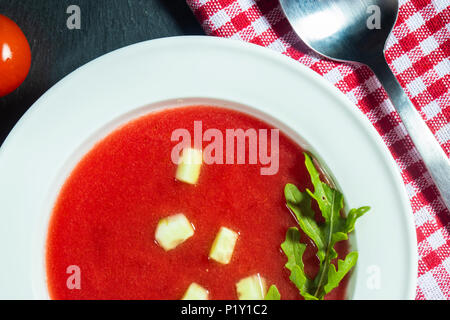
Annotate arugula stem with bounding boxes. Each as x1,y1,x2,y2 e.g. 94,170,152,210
313,248,330,298
313,192,337,298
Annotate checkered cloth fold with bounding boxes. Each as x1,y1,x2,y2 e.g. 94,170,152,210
186,0,450,300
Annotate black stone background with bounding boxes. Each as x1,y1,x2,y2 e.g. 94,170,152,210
0,0,204,145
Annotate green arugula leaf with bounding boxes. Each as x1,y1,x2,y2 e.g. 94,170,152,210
324,252,358,294
282,153,369,300
280,227,318,300
265,285,281,300
284,185,326,262
345,207,370,233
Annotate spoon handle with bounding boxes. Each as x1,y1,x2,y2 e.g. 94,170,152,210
368,56,450,210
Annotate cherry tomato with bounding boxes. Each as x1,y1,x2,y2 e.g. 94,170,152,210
0,14,31,97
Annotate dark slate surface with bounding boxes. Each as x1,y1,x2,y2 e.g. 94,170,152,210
0,0,204,145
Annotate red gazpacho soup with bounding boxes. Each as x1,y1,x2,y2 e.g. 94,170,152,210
46,106,352,300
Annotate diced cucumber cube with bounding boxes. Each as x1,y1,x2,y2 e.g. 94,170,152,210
176,148,203,185
236,274,267,300
209,227,238,264
182,283,209,300
155,214,194,251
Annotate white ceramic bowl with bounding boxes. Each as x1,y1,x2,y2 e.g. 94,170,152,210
0,36,417,299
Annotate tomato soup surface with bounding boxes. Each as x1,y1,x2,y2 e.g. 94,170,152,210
46,106,349,300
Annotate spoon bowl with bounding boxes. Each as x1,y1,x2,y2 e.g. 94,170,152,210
280,0,398,64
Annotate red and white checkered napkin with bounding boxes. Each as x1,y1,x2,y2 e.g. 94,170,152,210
186,0,450,299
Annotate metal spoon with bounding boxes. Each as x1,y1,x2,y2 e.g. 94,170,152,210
280,0,450,209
